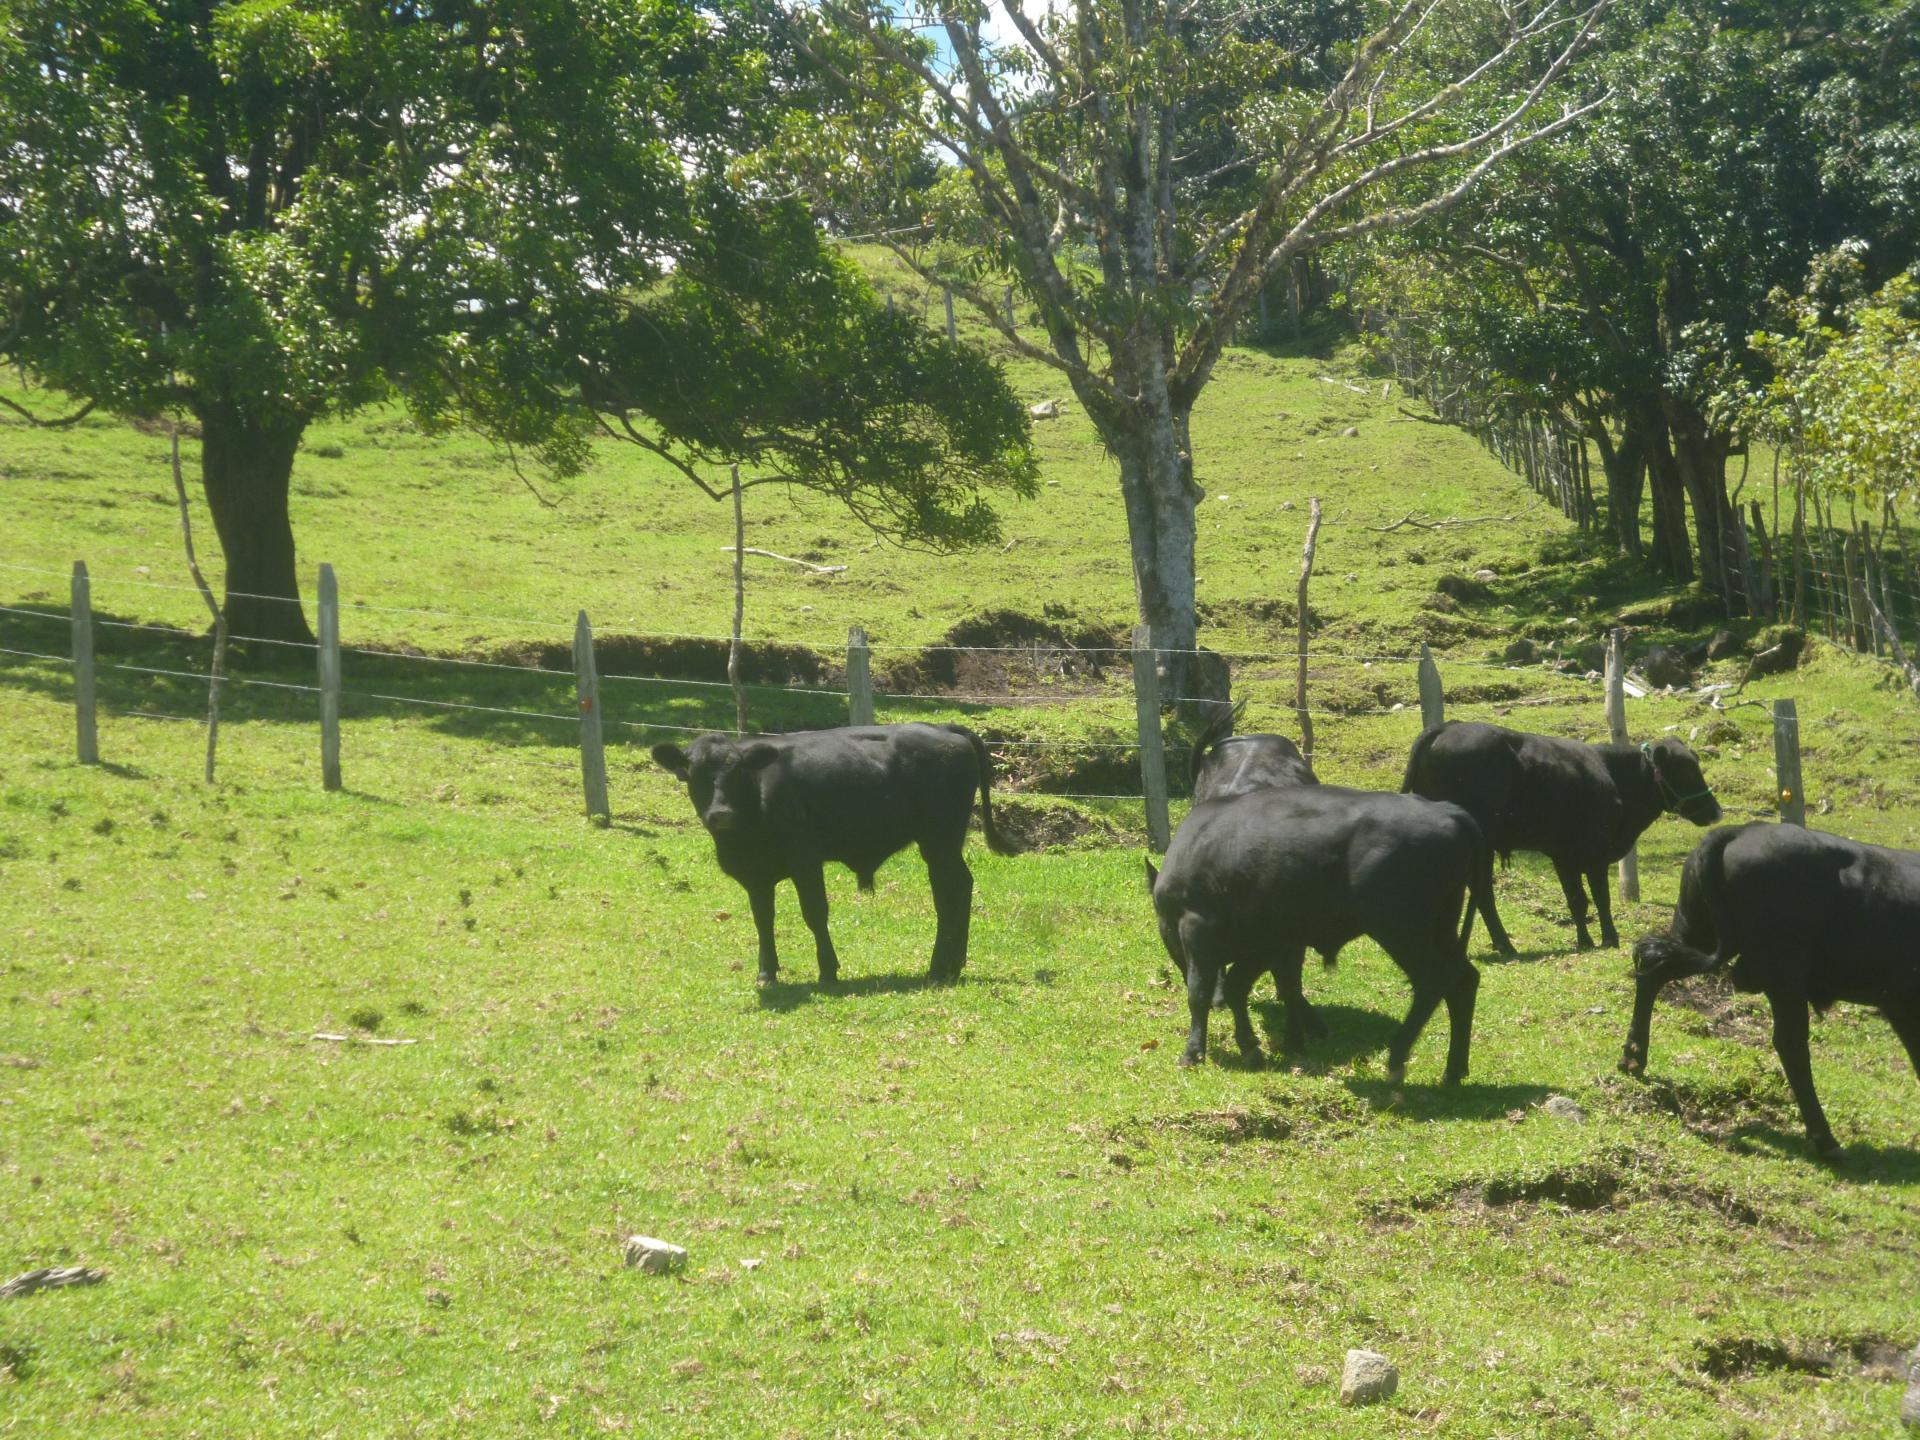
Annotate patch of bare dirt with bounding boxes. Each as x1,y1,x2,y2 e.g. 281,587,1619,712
990,798,1121,852
878,609,1125,698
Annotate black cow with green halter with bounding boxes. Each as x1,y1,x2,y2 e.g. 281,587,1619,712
1402,721,1721,952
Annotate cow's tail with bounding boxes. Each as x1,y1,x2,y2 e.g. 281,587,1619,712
1401,724,1444,795
956,725,1020,855
1187,700,1244,791
1630,828,1735,983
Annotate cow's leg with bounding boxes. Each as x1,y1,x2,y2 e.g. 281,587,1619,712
788,861,840,985
1220,957,1265,1070
1552,856,1595,949
1619,970,1665,1076
1439,960,1480,1085
1273,944,1319,1051
1881,1003,1920,1079
1379,935,1449,1085
921,843,973,982
1585,863,1620,949
1177,913,1221,1067
1472,849,1518,956
1768,993,1839,1159
746,880,781,986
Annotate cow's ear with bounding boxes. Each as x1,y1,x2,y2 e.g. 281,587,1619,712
738,741,780,770
650,742,692,781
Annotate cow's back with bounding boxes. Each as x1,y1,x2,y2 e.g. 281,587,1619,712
1710,823,1920,1007
1410,721,1618,857
757,724,979,869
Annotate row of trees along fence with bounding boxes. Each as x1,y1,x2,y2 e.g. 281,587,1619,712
1370,320,1598,532
28,561,1815,856
1371,316,1920,682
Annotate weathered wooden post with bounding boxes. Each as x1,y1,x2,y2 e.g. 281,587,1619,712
1294,498,1323,764
1605,627,1639,902
944,286,956,344
847,625,874,727
1417,642,1444,731
318,563,342,791
1773,698,1805,827
573,610,610,824
70,561,98,765
1005,285,1016,329
1130,624,1171,854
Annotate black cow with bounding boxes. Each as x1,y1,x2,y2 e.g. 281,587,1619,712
651,723,1017,986
1402,721,1720,953
1188,702,1317,803
1623,822,1920,1158
1148,785,1494,1079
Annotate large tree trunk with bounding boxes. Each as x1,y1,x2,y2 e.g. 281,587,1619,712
198,405,313,645
1638,404,1692,582
1592,421,1644,557
1105,401,1201,709
1663,400,1743,612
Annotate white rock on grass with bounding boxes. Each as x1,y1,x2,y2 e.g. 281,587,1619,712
1542,1095,1588,1123
1901,1341,1920,1428
1340,1349,1398,1406
622,1235,688,1275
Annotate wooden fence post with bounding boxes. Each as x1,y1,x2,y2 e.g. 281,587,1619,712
944,286,956,344
1773,698,1805,827
318,563,342,791
1130,624,1171,854
847,625,874,727
70,561,98,765
573,610,610,824
1417,642,1444,731
1605,626,1639,902
1005,285,1016,329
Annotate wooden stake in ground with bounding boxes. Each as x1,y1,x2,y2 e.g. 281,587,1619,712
728,463,747,735
1295,497,1322,764
170,418,227,782
1605,627,1639,902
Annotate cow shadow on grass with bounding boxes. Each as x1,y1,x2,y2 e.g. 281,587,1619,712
1249,1001,1399,1070
754,969,1025,1011
1342,1076,1554,1121
1716,1122,1920,1182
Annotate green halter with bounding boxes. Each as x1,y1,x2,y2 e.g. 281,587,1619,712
1640,741,1715,812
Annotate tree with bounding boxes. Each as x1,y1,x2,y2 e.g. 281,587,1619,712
771,0,1609,694
0,1,1035,643
1358,0,1920,603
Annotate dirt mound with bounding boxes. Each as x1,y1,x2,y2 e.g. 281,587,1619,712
485,634,832,687
880,610,1125,698
992,798,1121,851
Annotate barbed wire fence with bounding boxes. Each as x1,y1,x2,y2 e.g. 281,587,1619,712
0,556,1812,853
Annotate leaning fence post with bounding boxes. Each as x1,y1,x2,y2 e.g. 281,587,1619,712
1773,698,1805,827
1417,642,1444,731
1605,626,1639,901
573,610,610,824
318,563,342,791
70,561,98,765
1130,624,1171,854
847,625,874,727
944,286,956,344
1005,285,1016,329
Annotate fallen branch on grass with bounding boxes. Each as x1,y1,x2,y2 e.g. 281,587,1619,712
719,547,848,575
1,1267,106,1299
312,1032,419,1046
1316,375,1370,394
1368,512,1522,533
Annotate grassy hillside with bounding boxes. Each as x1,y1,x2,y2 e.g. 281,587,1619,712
4,258,1920,1437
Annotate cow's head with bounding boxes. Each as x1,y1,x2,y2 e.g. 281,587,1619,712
1643,738,1722,825
650,736,779,836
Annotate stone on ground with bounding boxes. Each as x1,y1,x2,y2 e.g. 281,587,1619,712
1340,1348,1398,1406
623,1235,688,1274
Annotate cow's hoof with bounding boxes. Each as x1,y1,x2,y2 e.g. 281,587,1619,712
1812,1133,1844,1164
818,969,841,988
1493,940,1518,959
1240,1048,1266,1072
756,969,779,987
1178,1050,1202,1068
1442,1066,1467,1086
1384,1061,1407,1087
1617,1046,1644,1078
1575,936,1595,952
